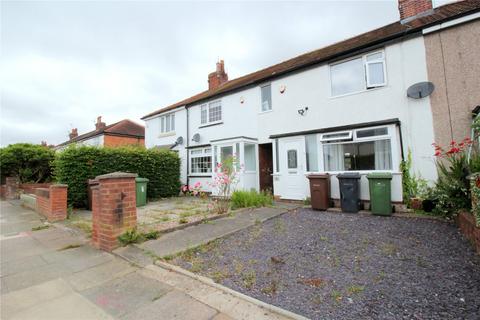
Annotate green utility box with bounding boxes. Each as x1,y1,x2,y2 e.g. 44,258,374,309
367,172,393,216
135,177,149,207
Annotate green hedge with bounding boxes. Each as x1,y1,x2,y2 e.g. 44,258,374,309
0,143,55,184
53,145,180,207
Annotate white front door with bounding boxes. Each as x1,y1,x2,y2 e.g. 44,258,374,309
281,138,305,200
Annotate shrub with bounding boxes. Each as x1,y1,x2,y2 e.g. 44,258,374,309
208,156,239,214
400,150,429,206
231,189,273,209
0,143,55,184
431,138,475,217
53,145,180,207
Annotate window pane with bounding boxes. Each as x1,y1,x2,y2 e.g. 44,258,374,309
235,143,240,169
171,114,175,131
356,127,388,138
374,139,392,170
166,115,171,132
366,52,383,61
367,62,385,87
191,156,212,173
161,117,165,133
201,105,207,124
287,150,297,169
323,144,345,171
204,148,211,155
331,57,365,96
191,149,202,155
261,85,272,111
221,146,233,162
356,142,375,170
209,101,222,122
244,144,256,171
305,135,318,172
275,139,279,173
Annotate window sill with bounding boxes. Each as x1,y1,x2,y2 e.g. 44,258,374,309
329,85,386,100
158,131,176,138
188,174,212,178
199,121,223,128
259,109,273,115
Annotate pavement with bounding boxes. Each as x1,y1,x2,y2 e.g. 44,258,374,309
0,200,302,320
136,204,296,258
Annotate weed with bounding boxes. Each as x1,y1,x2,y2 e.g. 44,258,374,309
347,285,365,295
162,254,174,261
210,268,230,283
233,260,244,274
261,279,279,295
320,236,328,241
254,218,261,225
31,225,50,231
190,257,204,273
160,216,170,222
374,271,386,283
118,228,144,246
70,221,92,237
381,243,398,256
179,218,188,224
151,293,163,301
312,294,324,305
303,197,311,205
331,290,343,303
57,244,83,251
231,190,273,209
67,205,73,219
242,270,257,289
144,230,160,240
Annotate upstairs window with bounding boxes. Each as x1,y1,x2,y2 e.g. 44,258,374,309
261,84,272,112
330,50,386,96
200,100,222,125
160,113,175,133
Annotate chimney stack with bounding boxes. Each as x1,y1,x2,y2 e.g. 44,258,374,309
95,116,106,130
208,60,228,91
398,0,432,21
69,128,78,140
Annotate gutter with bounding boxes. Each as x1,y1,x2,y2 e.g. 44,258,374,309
422,11,480,35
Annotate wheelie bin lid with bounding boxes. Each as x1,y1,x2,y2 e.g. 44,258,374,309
366,172,392,179
307,173,329,179
337,172,361,179
135,177,149,183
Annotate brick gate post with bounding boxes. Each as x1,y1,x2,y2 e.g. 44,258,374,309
5,177,20,200
91,172,137,251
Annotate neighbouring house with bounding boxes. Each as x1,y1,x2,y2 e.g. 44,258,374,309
56,116,145,150
142,0,480,205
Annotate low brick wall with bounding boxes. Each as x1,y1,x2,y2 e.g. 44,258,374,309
1,181,53,199
35,185,68,222
20,183,52,195
5,177,20,200
456,211,480,254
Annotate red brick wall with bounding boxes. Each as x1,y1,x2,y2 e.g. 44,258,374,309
91,172,137,251
456,211,480,254
398,0,432,20
104,135,144,147
35,185,68,222
20,183,53,195
5,177,20,200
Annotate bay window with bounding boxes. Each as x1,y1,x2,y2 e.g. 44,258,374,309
323,126,392,171
330,50,386,96
190,148,212,174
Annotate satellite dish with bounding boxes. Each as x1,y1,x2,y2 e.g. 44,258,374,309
192,133,200,142
407,82,434,99
176,136,183,145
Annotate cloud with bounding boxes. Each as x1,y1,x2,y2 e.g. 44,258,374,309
1,0,399,146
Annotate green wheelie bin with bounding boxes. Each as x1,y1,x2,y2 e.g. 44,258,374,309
367,172,392,216
135,177,149,207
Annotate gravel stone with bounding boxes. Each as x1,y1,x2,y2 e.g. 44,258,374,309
173,209,480,320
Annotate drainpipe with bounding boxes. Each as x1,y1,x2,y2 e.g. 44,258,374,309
186,106,190,188
397,121,405,162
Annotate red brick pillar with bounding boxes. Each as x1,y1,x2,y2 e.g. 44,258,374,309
49,184,68,222
5,177,20,200
91,172,137,252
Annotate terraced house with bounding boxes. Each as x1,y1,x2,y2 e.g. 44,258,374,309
142,0,480,205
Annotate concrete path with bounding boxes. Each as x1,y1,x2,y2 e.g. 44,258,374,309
137,205,296,258
0,200,302,320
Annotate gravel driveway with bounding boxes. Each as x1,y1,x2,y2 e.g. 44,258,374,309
172,209,480,320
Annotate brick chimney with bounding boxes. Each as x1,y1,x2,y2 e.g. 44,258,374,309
398,0,432,21
69,128,78,140
95,116,106,130
208,60,228,91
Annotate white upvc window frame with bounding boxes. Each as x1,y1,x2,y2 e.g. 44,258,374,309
190,147,212,175
160,113,175,134
321,125,396,173
329,49,387,97
200,100,222,126
320,131,353,142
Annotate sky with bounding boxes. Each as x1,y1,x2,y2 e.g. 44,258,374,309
0,0,452,146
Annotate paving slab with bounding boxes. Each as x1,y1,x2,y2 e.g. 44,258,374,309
140,206,292,258
121,289,218,320
0,235,49,263
113,245,155,267
82,271,173,317
41,245,114,273
0,254,48,277
1,278,74,319
9,292,114,320
66,258,137,291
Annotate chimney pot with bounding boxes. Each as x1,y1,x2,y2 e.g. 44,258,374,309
95,116,106,130
398,0,432,21
208,60,228,90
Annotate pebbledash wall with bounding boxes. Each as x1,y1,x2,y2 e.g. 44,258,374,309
424,16,480,147
146,34,438,203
